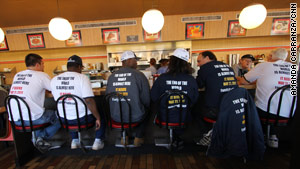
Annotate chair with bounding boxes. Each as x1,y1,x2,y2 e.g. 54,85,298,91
154,90,191,150
0,106,14,142
103,92,141,151
5,95,52,152
56,94,95,153
260,85,296,143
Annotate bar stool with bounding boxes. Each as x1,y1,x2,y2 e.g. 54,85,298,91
260,85,296,146
154,90,191,150
104,92,141,151
5,95,52,153
56,94,95,153
0,106,14,143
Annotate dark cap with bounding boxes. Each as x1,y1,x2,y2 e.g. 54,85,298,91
159,58,169,63
241,54,255,61
67,55,83,66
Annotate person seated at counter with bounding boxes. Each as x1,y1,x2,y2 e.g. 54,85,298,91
50,55,104,150
157,58,169,74
238,48,295,148
145,58,157,75
151,48,199,147
106,51,150,147
9,53,61,151
195,51,238,146
232,54,255,80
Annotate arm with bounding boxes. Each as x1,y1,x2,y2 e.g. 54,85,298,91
84,97,101,130
196,69,205,88
139,73,150,108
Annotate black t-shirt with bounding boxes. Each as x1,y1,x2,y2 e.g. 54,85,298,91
151,73,199,123
196,61,238,109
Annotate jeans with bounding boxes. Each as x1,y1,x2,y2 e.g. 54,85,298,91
14,109,61,140
60,114,105,140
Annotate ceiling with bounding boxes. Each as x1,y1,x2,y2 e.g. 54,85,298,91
0,0,294,28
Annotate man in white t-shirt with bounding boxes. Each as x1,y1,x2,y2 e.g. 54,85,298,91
239,48,295,148
9,53,61,150
51,55,104,150
145,58,157,75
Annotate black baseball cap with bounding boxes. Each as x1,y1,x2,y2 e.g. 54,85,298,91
241,54,255,61
67,55,83,66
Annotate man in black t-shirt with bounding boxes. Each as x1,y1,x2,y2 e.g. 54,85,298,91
195,51,238,146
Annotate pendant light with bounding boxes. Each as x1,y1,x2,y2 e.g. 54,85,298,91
239,4,267,29
0,28,4,43
142,9,164,34
48,0,72,41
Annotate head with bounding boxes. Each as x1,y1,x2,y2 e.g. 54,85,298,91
121,50,139,69
149,58,156,66
25,53,44,71
168,48,194,75
197,51,217,67
269,48,288,61
67,55,84,73
159,59,169,66
240,54,255,69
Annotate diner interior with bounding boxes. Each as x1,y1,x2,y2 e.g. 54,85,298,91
0,0,299,168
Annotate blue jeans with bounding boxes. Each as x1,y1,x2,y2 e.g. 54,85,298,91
60,114,105,140
14,109,61,140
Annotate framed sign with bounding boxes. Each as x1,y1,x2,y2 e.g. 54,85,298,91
143,30,161,41
0,37,9,51
66,30,82,47
27,33,45,49
185,22,205,39
271,17,290,35
101,28,120,44
227,20,246,37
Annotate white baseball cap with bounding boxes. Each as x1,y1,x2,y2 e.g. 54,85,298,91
121,50,140,61
173,48,189,62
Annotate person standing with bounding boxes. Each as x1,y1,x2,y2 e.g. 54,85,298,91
145,58,157,75
9,53,61,150
51,55,104,150
232,54,255,80
106,50,150,147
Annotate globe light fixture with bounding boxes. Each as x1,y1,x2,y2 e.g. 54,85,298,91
0,28,5,43
49,17,73,41
239,4,267,29
142,9,164,34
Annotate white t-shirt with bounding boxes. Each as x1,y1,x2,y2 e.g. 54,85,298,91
145,66,157,75
9,70,51,121
51,72,94,120
244,60,295,117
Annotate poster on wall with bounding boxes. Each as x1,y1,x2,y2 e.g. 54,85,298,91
101,28,120,44
227,20,246,37
66,30,82,47
185,22,205,39
143,30,161,41
0,37,9,51
27,33,45,49
271,17,290,35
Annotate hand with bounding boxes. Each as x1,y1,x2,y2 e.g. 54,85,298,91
95,119,101,130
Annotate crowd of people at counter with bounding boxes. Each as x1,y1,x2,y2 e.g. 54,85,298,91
1,47,295,159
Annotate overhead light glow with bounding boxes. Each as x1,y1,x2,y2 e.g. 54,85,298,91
142,9,164,34
49,17,73,41
239,4,267,29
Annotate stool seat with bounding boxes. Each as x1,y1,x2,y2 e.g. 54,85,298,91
109,120,139,129
203,117,217,124
15,123,51,132
62,123,94,131
155,118,185,128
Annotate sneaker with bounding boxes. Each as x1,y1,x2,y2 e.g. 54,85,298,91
172,137,184,150
267,135,279,148
92,139,104,150
196,129,212,146
134,137,144,147
71,139,80,149
35,137,51,153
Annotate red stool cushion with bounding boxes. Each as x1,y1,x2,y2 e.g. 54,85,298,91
15,123,51,132
155,118,185,127
108,120,139,129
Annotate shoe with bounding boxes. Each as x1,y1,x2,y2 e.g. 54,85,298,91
267,135,279,148
196,129,212,146
120,136,129,145
92,139,104,150
71,139,80,149
35,137,51,153
134,137,144,147
172,137,184,150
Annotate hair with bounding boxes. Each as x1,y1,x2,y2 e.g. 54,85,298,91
167,56,194,75
67,62,81,69
25,53,43,67
271,48,288,60
200,51,217,61
149,58,156,65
